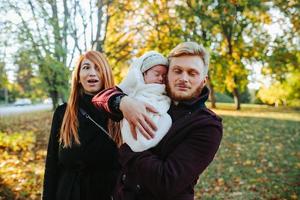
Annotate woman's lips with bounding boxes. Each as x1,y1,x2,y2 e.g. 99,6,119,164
87,79,99,83
87,79,99,87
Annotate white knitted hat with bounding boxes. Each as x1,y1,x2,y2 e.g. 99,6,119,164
118,51,168,94
140,51,168,73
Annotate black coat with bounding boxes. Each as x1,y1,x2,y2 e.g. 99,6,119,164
42,94,120,200
93,86,223,200
116,87,222,200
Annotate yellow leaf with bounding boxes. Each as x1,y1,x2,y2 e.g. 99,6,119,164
217,178,224,186
243,160,252,166
291,194,298,200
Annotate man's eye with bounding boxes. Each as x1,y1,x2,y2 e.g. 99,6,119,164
189,71,198,76
174,69,181,74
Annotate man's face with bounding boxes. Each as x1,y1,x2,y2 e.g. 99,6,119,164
167,55,207,101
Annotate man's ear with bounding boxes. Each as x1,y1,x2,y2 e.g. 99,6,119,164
202,75,208,86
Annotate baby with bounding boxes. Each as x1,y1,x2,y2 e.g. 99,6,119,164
118,51,172,152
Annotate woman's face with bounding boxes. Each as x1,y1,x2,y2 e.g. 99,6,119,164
79,58,103,95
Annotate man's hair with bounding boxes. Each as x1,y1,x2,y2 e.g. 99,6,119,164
168,41,210,78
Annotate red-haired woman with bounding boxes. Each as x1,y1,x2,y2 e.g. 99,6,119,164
42,51,121,200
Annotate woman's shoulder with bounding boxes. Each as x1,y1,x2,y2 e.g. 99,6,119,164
56,102,67,111
53,103,67,117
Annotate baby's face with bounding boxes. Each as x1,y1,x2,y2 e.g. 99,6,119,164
143,65,168,84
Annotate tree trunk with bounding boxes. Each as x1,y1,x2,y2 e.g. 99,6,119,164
93,0,104,51
207,75,216,108
50,90,59,110
4,88,8,104
210,86,217,109
232,87,241,110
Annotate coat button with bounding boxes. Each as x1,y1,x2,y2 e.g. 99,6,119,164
122,174,126,182
136,184,141,191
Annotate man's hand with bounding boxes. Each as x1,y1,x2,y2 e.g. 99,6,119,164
120,96,158,140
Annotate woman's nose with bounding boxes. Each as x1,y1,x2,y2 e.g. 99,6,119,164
89,68,97,76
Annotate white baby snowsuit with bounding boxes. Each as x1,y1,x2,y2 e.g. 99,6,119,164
118,52,172,152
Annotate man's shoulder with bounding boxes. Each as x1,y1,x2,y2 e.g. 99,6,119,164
194,107,222,123
183,108,223,133
203,108,222,120
187,108,223,140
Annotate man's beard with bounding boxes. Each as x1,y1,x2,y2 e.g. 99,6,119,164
166,82,204,101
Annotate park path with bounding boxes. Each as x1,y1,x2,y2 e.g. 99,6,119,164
0,104,52,116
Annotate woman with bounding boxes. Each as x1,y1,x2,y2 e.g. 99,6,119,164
42,51,121,200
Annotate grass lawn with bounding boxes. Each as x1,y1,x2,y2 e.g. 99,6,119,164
0,104,299,200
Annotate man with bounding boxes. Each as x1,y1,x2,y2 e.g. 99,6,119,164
92,41,223,200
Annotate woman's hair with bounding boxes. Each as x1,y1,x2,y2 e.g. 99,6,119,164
168,41,210,80
59,50,122,148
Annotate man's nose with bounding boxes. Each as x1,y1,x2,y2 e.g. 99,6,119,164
179,72,188,82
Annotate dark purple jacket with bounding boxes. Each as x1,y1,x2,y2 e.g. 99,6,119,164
92,86,223,200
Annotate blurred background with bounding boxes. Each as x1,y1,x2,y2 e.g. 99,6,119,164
0,0,299,199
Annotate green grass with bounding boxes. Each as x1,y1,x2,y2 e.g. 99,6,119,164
196,104,300,200
0,105,299,200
